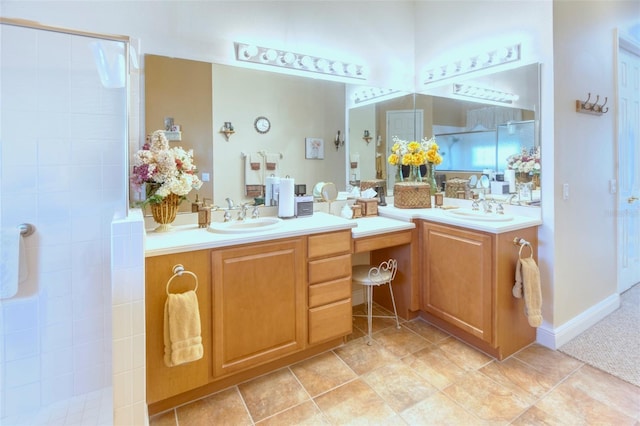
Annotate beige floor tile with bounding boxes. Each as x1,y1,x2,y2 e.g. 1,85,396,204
402,318,450,343
402,344,467,390
362,360,438,412
333,338,398,376
238,368,310,422
511,405,569,425
148,410,176,426
567,364,640,420
513,344,583,383
443,370,531,423
479,357,557,403
314,379,399,424
256,400,330,425
528,368,638,425
290,351,357,397
400,392,484,425
372,324,431,357
176,387,252,425
437,337,493,371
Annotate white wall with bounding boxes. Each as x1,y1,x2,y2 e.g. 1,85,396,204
552,1,639,326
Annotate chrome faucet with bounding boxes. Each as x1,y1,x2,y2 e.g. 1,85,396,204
225,197,234,210
237,203,250,221
252,205,260,219
506,193,520,205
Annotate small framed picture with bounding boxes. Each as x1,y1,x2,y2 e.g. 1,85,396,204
305,137,324,159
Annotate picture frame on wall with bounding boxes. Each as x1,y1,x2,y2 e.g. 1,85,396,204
305,137,324,159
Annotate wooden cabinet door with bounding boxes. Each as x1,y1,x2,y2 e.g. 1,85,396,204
211,239,305,377
421,222,494,344
145,250,212,404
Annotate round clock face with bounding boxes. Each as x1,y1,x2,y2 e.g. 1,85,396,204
254,116,270,134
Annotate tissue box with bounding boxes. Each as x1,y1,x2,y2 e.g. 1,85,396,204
356,198,378,216
490,181,510,195
394,182,431,209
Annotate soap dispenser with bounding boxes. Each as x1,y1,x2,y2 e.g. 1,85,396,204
192,194,202,212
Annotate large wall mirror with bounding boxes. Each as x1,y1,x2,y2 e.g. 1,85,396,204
142,54,347,213
140,54,541,213
347,63,541,206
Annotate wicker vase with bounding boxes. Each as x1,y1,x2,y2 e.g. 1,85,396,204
150,192,180,232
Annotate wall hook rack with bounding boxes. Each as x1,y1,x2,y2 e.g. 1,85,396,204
576,93,608,116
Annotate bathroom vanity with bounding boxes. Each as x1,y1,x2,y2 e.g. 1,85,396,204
144,205,541,414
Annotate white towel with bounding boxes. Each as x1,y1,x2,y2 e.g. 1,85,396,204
350,153,360,181
244,153,263,196
265,153,279,172
0,227,27,299
513,257,543,327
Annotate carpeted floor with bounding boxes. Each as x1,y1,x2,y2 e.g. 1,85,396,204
559,283,639,387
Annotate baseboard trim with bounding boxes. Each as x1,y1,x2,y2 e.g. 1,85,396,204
535,293,620,350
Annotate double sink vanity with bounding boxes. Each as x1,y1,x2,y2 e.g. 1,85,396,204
144,198,541,414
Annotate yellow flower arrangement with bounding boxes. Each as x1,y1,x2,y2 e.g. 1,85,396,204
388,136,442,167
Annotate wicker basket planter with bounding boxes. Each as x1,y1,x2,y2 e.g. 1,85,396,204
150,192,180,232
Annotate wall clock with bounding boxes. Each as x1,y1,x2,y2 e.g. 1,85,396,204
254,116,271,134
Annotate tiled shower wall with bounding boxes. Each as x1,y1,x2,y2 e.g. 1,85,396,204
0,23,130,420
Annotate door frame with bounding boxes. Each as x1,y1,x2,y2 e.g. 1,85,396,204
615,29,640,293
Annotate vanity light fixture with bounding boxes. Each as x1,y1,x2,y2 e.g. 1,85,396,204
424,43,521,85
352,87,401,104
234,42,367,80
452,83,519,104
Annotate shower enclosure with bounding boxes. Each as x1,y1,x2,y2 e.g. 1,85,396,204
1,19,130,424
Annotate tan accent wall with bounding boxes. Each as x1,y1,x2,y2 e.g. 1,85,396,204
145,54,213,213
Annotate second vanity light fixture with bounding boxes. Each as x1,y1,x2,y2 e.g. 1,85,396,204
452,83,519,104
234,42,367,80
424,43,521,85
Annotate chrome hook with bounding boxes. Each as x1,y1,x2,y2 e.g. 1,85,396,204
582,93,591,107
600,96,609,113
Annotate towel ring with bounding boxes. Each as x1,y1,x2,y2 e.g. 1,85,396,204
518,243,533,259
166,264,199,295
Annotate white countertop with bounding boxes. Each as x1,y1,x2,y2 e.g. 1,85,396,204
144,197,541,256
351,215,415,238
378,203,541,234
145,212,356,257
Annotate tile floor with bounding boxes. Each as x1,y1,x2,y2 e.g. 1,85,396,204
150,305,640,425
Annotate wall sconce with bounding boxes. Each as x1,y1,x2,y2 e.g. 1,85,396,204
334,130,344,150
235,42,367,80
362,130,372,144
452,83,519,104
424,43,521,85
220,121,235,141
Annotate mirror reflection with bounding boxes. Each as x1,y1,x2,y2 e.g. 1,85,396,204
348,63,541,206
141,54,541,213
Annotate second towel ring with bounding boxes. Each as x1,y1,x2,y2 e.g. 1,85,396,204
166,264,199,295
519,243,533,259
513,237,533,259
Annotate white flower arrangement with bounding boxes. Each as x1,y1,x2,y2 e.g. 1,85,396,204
506,146,541,174
130,130,203,205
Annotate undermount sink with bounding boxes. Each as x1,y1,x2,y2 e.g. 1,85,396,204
208,217,283,234
444,208,514,222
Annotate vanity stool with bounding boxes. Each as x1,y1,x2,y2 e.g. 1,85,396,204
352,259,400,345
